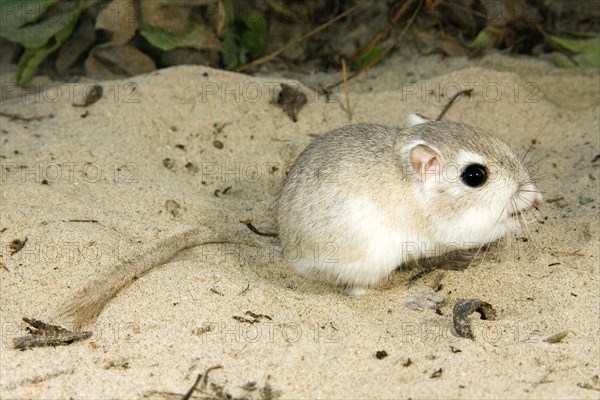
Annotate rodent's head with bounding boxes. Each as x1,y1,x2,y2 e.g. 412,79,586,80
400,114,542,246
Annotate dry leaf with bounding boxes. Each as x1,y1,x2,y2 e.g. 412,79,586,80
140,0,214,35
55,16,96,75
85,44,156,79
96,0,137,46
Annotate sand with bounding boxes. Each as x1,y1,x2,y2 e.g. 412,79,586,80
0,52,598,399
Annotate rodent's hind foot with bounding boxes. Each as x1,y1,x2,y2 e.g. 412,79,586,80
345,287,367,296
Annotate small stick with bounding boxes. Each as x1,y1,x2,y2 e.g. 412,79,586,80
341,58,352,121
182,373,203,400
436,89,473,121
182,365,223,400
0,111,54,122
240,220,277,237
238,282,250,295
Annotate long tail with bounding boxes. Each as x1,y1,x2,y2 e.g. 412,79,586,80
60,227,252,328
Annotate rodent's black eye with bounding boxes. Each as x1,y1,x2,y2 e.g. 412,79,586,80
461,164,487,188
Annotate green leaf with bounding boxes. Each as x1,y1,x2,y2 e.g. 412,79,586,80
140,24,222,52
0,0,59,31
222,0,235,27
218,5,267,68
0,1,83,48
222,29,240,69
550,35,600,68
14,0,90,86
16,41,58,85
551,35,599,54
573,51,600,68
552,52,576,68
465,27,499,51
243,12,267,34
353,45,385,70
242,13,266,59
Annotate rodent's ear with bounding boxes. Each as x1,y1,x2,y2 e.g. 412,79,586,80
407,143,443,182
407,113,432,127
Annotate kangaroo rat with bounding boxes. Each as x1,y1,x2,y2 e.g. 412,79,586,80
277,113,542,295
61,114,541,327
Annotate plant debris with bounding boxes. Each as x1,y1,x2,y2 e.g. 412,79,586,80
213,186,231,197
577,374,600,392
238,283,250,295
13,318,92,350
163,158,175,170
165,199,181,217
401,291,445,311
0,111,54,122
275,83,307,122
453,299,497,340
543,330,569,344
436,89,473,120
185,162,199,173
71,84,103,107
179,365,280,400
431,272,444,292
430,368,443,379
1,1,597,86
182,365,222,400
233,311,272,324
9,237,27,255
240,220,277,237
192,325,213,336
450,346,462,353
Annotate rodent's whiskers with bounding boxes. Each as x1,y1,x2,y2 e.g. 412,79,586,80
515,190,540,206
469,205,507,268
468,241,485,269
521,119,550,164
505,229,513,258
523,171,568,183
518,189,541,193
477,243,490,269
493,204,507,227
525,154,550,169
513,197,533,237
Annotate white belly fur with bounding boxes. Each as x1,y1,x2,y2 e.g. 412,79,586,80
291,195,423,287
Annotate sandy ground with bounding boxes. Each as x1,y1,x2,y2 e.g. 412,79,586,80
0,52,599,399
